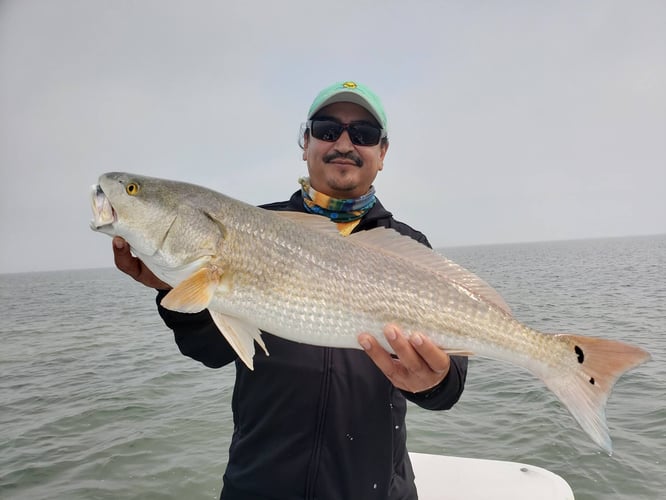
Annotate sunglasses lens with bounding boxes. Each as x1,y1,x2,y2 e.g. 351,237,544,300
348,124,381,146
310,120,382,146
310,120,343,142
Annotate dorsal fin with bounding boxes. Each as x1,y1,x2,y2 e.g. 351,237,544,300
348,227,512,315
272,210,512,315
272,210,341,236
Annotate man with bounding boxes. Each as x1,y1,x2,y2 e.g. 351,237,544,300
113,81,468,499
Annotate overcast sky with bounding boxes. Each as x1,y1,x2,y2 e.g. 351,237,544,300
0,0,664,273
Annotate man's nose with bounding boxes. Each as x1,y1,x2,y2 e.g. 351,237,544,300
333,129,355,151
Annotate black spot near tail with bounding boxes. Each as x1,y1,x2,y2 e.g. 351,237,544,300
575,345,585,363
589,377,595,385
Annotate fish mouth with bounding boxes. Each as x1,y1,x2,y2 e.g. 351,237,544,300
90,184,116,230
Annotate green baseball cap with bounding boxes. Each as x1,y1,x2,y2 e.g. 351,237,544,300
307,81,388,135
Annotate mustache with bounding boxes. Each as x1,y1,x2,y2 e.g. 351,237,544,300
323,151,363,167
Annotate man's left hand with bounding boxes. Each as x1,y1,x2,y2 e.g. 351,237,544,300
358,324,450,393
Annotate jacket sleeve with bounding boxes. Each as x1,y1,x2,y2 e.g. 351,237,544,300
402,355,468,410
156,290,237,368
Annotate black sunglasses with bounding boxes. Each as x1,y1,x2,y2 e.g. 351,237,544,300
307,118,385,146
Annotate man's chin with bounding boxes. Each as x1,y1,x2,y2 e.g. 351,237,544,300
325,181,361,199
327,160,362,169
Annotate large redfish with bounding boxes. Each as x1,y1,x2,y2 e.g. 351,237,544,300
90,172,651,453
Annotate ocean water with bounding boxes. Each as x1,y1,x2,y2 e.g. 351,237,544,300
0,235,664,499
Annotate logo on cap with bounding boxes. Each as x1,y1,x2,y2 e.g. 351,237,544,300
342,81,358,89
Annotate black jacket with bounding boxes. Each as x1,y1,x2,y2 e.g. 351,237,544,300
156,191,468,500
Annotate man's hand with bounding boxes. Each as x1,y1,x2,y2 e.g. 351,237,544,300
112,237,171,290
358,324,450,393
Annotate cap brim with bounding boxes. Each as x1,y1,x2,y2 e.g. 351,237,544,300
308,92,384,130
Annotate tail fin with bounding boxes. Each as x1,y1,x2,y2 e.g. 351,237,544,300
539,334,651,453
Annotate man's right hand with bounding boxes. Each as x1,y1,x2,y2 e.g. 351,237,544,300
112,237,171,290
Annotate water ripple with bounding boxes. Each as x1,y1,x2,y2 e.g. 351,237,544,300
1,237,664,499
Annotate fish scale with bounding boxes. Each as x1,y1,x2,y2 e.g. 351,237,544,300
222,227,475,349
90,172,651,453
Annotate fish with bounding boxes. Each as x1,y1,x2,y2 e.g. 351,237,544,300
90,172,651,453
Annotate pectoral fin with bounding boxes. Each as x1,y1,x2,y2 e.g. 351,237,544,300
160,265,224,313
209,311,269,370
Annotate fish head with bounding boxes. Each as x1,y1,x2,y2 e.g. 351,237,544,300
90,172,226,280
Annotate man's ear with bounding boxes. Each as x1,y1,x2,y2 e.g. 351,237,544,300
379,140,389,162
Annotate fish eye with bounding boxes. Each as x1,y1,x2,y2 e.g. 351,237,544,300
126,182,141,196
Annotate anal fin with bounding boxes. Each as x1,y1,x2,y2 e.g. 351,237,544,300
440,347,476,356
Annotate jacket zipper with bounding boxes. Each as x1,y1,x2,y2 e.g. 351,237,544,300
304,347,333,499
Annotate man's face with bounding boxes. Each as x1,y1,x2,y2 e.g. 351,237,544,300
303,102,388,199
